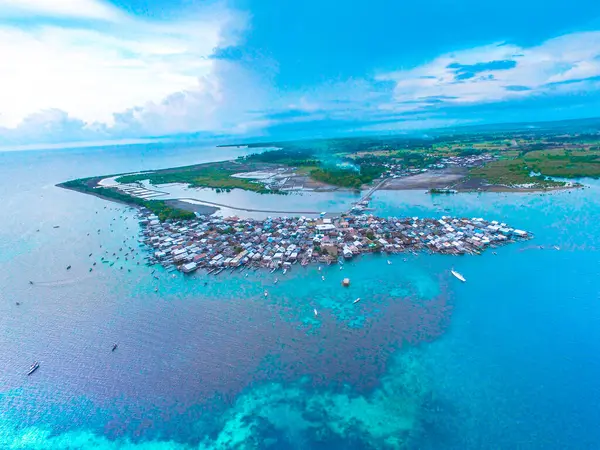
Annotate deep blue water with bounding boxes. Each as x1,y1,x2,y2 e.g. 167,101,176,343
0,143,599,449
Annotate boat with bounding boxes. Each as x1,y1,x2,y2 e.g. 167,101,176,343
112,343,118,352
554,245,560,251
29,281,33,285
264,291,268,297
314,308,318,317
27,362,40,376
353,297,361,304
451,269,466,282
321,276,325,281
282,268,287,275
274,278,278,284
387,260,392,265
66,265,71,270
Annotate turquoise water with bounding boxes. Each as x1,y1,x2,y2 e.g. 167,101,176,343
1,144,599,449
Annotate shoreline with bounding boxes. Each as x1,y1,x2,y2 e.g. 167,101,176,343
57,182,139,209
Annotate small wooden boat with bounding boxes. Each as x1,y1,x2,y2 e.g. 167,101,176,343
27,362,40,376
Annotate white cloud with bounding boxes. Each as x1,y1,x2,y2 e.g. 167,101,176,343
0,0,252,143
0,0,123,21
0,25,216,127
377,31,600,110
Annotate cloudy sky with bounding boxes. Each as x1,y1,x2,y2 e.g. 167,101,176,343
2,0,600,145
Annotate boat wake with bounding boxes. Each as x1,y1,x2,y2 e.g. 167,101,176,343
30,276,91,287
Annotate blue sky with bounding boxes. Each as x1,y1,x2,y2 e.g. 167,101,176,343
2,0,600,145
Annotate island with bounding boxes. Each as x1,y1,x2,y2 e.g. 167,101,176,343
139,211,530,274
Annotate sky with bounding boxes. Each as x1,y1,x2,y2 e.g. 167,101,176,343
2,0,600,145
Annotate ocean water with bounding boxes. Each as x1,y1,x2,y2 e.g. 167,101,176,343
1,143,599,449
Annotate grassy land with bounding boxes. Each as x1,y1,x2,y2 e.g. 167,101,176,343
469,148,600,187
468,159,566,188
115,161,276,194
59,178,196,221
523,149,600,178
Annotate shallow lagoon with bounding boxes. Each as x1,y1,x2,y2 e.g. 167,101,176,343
137,179,361,219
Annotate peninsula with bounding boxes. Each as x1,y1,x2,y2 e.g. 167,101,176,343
57,120,600,273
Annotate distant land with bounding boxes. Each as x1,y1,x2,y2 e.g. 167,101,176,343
58,118,600,219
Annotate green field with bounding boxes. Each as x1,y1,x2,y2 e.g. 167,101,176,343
469,147,600,188
523,149,600,178
468,159,565,188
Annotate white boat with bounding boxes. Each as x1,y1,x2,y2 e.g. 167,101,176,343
274,278,278,284
451,269,466,282
321,276,325,281
353,297,361,304
387,260,392,265
282,268,287,275
264,291,268,297
554,245,560,251
314,308,318,316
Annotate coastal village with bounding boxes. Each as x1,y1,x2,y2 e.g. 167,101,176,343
138,207,531,275
381,152,497,179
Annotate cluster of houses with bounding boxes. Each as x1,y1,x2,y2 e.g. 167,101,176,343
382,153,497,178
138,209,531,274
437,153,497,168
